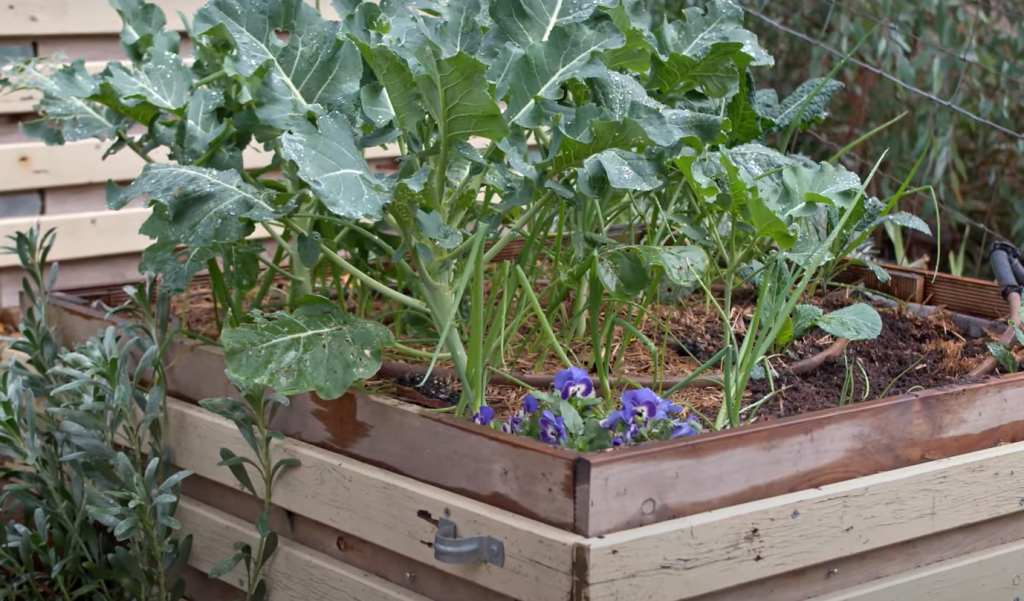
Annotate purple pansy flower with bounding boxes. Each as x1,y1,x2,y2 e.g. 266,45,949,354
553,366,595,400
628,391,660,423
539,410,567,444
472,406,495,427
623,423,640,444
670,416,702,439
656,399,683,420
523,394,539,414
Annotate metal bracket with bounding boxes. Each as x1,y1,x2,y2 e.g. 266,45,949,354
433,517,505,567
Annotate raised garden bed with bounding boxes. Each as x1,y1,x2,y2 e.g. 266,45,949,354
44,322,1024,601
50,261,1024,539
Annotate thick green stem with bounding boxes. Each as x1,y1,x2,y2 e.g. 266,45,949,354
421,280,473,414
515,266,572,369
277,220,428,312
480,193,552,264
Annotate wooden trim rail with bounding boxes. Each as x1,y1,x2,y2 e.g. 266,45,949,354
164,397,583,601
179,497,430,601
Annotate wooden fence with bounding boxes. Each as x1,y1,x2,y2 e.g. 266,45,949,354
0,0,397,306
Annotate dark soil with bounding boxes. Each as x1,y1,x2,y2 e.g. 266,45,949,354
395,372,460,407
162,279,1008,425
750,302,994,420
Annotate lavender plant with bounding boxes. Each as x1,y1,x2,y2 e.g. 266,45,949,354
0,228,192,600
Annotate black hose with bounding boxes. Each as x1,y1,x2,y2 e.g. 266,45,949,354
989,241,1024,300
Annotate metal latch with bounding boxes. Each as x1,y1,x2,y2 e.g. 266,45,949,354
433,517,505,567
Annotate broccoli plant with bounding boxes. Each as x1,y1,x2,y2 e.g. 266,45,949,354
1,0,930,436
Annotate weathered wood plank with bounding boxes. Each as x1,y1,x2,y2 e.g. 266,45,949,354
692,506,1024,601
809,539,1024,600
584,440,1024,601
167,397,580,601
0,252,146,307
183,474,516,601
0,0,207,37
0,0,353,37
0,139,270,192
178,497,428,601
578,372,1024,536
839,263,1005,320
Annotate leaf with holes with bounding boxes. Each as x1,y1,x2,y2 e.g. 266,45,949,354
791,304,823,339
504,20,624,127
659,0,773,68
194,0,362,129
634,245,708,289
9,60,132,144
139,241,215,294
414,49,508,143
109,0,181,63
988,342,1018,374
108,164,284,248
222,304,394,399
281,111,388,220
578,149,661,198
780,161,862,212
758,78,844,131
488,0,602,48
815,303,882,341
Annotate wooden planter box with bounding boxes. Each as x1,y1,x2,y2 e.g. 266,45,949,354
46,266,1024,600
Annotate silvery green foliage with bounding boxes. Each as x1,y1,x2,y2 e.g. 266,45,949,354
0,230,192,600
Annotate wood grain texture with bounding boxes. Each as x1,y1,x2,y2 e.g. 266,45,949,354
0,0,362,37
0,138,270,192
0,0,208,36
839,263,1005,319
585,440,1024,601
35,35,194,62
167,396,580,601
809,539,1024,600
183,474,516,601
578,372,1024,536
178,497,429,601
0,252,144,306
692,503,1024,601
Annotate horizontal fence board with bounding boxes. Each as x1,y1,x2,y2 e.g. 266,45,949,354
579,370,1024,536
585,440,1024,601
182,473,517,601
0,209,150,267
810,539,1024,601
178,497,428,601
0,209,275,269
0,135,417,192
166,397,581,601
1,0,344,37
692,506,1024,601
2,0,207,37
0,252,143,307
35,35,194,61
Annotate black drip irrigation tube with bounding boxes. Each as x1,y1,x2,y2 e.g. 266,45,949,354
969,241,1024,377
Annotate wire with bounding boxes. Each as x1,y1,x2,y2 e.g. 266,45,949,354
964,0,1024,26
743,5,1024,141
828,1,1024,89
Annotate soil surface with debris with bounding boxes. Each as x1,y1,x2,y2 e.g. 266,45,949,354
749,297,993,420
157,279,1004,424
